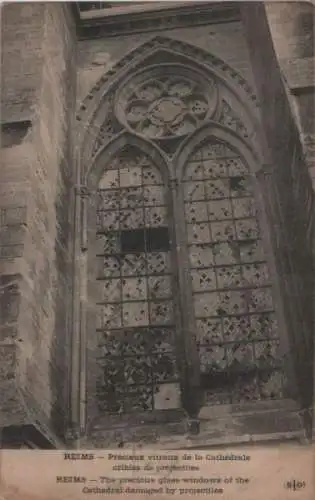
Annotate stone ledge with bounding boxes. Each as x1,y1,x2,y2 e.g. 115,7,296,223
281,57,315,91
77,3,240,39
5,387,65,449
0,377,65,448
80,399,305,449
1,424,57,449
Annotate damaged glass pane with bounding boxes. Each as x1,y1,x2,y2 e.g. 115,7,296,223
93,148,179,414
184,140,284,403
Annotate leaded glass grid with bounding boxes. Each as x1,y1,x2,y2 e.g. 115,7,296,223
184,140,285,404
94,147,180,414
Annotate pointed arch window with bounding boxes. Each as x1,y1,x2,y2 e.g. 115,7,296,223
183,138,284,404
91,146,181,415
83,54,290,427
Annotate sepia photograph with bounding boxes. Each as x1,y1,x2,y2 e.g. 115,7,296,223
0,0,314,498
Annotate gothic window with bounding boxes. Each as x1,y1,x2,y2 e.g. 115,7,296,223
86,58,288,423
93,147,181,414
183,139,284,405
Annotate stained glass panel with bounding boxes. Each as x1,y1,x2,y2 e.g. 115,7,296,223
184,140,284,404
93,147,179,414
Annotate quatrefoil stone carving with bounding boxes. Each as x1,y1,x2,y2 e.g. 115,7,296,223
115,64,218,140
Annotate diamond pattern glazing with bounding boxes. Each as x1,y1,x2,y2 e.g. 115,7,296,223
94,147,179,414
184,140,284,404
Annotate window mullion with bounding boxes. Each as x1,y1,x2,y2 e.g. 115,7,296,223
170,177,202,416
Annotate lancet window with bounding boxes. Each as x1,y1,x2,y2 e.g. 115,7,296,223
93,148,180,414
183,139,284,404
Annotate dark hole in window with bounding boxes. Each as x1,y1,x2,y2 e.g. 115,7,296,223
229,176,246,191
200,368,258,390
146,227,170,252
121,229,145,252
120,227,170,253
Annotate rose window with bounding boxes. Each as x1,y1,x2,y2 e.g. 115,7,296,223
115,65,218,139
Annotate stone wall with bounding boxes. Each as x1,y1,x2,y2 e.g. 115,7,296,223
0,3,76,444
76,19,256,105
266,0,315,440
266,2,315,185
1,3,45,123
242,2,314,438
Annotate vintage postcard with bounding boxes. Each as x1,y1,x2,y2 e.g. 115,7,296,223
0,1,314,499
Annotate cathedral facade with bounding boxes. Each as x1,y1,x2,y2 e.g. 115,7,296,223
1,2,314,449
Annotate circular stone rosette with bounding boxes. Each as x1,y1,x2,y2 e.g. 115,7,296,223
115,64,219,140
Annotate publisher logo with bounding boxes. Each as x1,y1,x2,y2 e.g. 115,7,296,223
285,479,306,491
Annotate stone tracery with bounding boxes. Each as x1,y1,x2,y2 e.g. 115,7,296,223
84,42,286,422
115,65,218,140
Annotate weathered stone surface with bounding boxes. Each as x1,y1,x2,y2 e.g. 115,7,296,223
266,2,314,60
1,3,45,123
281,57,315,90
242,2,314,439
1,2,76,445
76,20,256,104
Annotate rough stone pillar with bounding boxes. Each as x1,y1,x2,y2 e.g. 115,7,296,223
0,2,77,447
241,1,314,439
